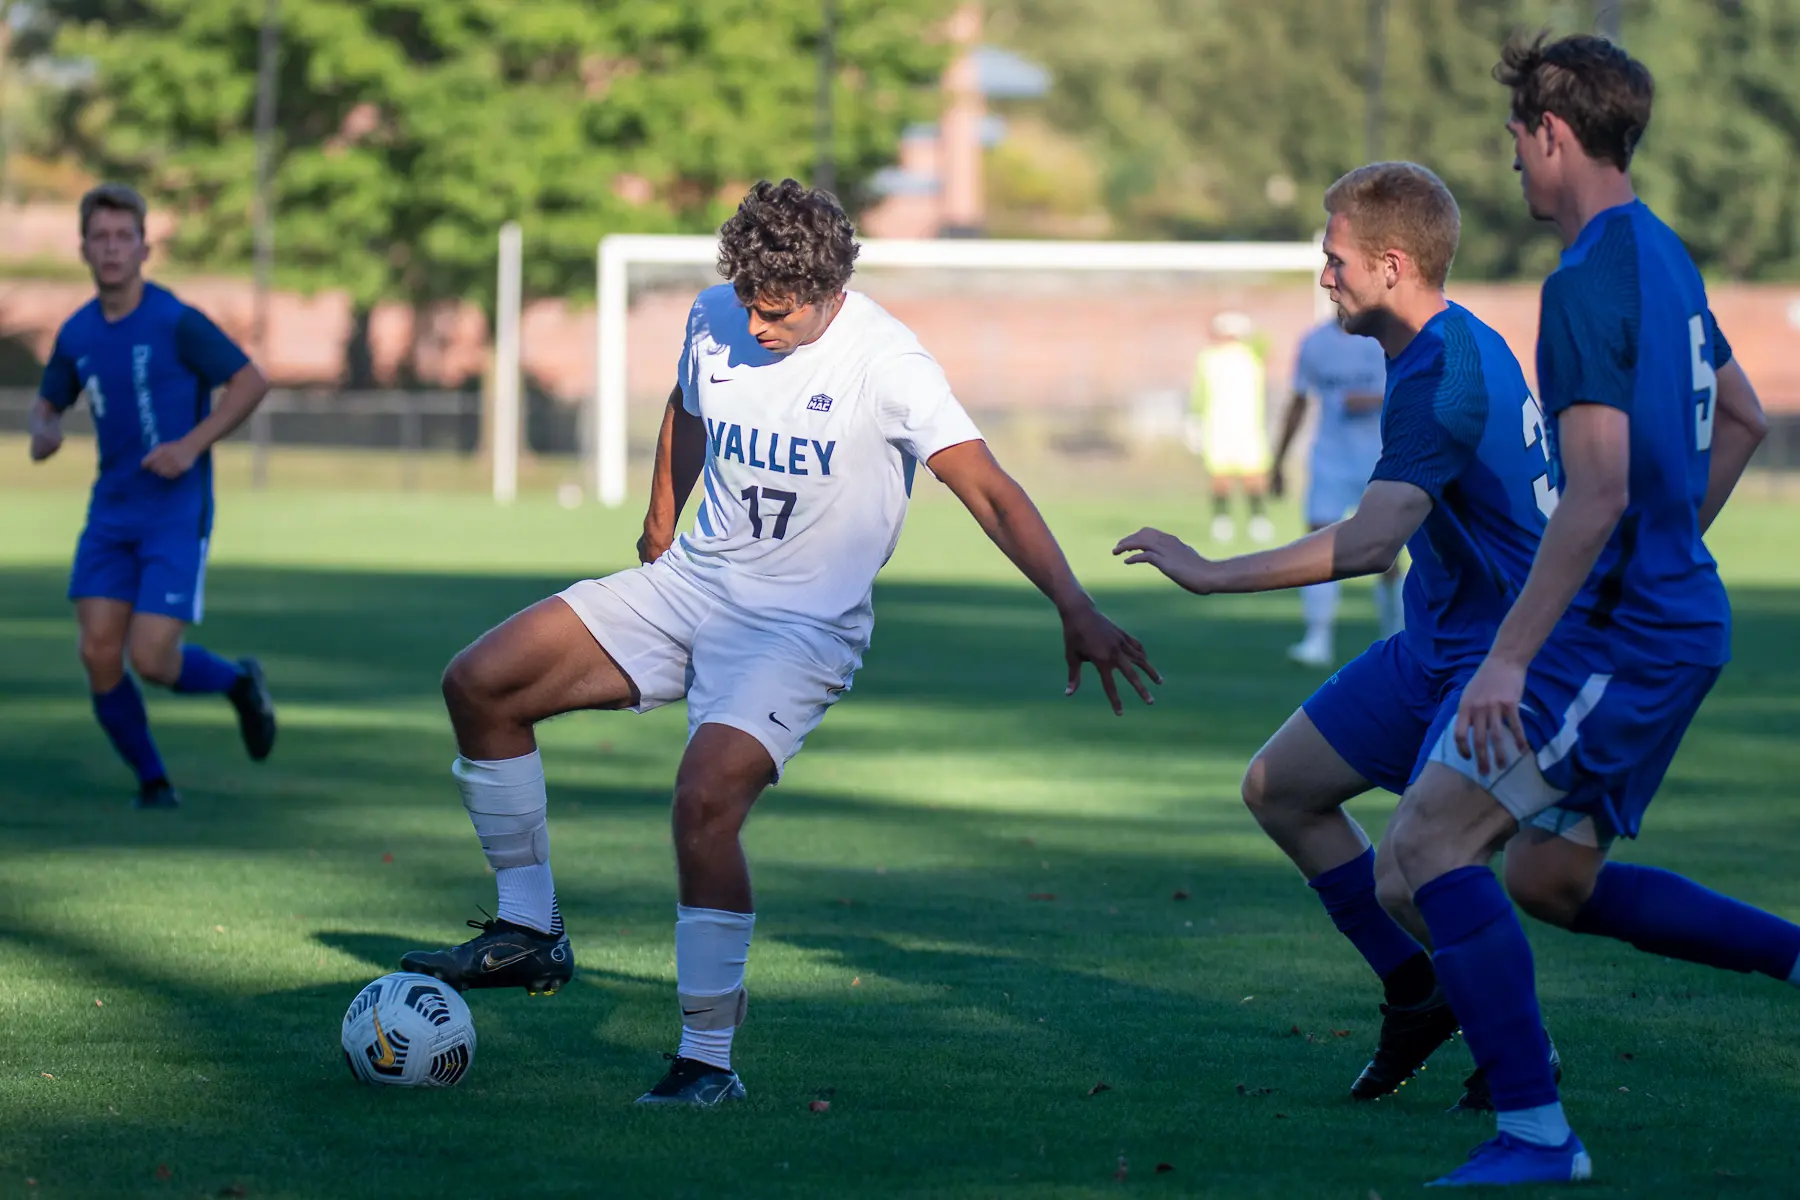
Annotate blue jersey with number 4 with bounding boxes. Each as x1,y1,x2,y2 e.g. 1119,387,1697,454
1536,200,1732,668
1371,302,1554,676
39,282,249,535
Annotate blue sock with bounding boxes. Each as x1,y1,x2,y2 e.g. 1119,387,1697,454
1415,866,1559,1115
1309,847,1428,980
93,676,168,785
173,645,243,695
1572,862,1800,983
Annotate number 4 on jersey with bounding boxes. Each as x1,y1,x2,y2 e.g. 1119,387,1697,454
741,486,797,539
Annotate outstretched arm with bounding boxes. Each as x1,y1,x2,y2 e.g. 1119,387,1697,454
928,438,1160,714
1114,479,1430,594
1699,359,1767,535
638,385,707,563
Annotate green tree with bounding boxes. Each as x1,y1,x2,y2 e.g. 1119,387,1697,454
35,0,949,330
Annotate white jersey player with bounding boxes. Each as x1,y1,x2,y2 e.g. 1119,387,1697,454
399,179,1159,1106
1272,318,1402,666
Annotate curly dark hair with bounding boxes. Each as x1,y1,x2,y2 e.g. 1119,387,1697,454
1494,31,1653,171
716,179,860,307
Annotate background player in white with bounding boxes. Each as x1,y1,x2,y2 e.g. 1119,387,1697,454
1271,318,1401,666
400,179,1159,1106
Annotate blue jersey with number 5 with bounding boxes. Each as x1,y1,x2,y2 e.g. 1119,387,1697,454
1371,302,1553,676
1536,200,1732,668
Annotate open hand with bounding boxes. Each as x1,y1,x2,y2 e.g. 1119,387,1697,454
1062,603,1160,715
1112,527,1218,594
141,437,201,479
1453,654,1530,775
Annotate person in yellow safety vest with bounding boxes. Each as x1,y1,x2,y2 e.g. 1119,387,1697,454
1189,310,1275,543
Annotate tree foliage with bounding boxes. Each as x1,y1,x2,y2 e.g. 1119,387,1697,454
990,0,1800,280
35,0,951,308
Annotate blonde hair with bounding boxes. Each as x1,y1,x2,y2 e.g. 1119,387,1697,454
1323,162,1460,289
79,183,148,238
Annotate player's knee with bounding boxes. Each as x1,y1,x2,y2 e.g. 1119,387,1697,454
1240,753,1301,831
78,631,125,680
1504,854,1586,928
1373,849,1415,918
442,646,500,717
671,774,751,847
127,639,179,686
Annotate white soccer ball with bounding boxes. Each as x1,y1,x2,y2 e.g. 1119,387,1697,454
341,972,476,1087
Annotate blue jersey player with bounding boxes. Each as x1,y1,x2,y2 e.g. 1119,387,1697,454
1116,162,1558,1109
1380,36,1798,1187
29,185,278,809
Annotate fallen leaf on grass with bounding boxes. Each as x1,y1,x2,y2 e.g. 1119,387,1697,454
94,999,103,1008
1618,1086,1630,1093
1086,1081,1112,1097
1155,1163,1174,1175
155,1164,172,1181
381,853,394,864
1171,889,1189,901
1288,1024,1303,1037
1239,995,1255,1003
40,1073,53,1080
1331,1029,1351,1038
809,1100,831,1113
850,977,861,987
213,925,225,933
1028,893,1057,901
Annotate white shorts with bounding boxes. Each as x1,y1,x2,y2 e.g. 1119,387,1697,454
556,556,862,781
1305,470,1368,527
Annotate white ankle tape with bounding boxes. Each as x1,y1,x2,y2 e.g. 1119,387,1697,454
454,753,549,870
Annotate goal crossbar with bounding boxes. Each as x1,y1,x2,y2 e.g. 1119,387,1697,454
592,234,1326,507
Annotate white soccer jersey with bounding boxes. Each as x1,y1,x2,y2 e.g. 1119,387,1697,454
1293,320,1388,484
664,285,982,646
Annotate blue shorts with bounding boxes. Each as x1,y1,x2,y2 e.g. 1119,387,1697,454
1303,634,1462,795
69,520,210,624
1426,640,1720,844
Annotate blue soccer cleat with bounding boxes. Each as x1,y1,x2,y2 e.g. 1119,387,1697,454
634,1054,746,1107
1428,1132,1592,1187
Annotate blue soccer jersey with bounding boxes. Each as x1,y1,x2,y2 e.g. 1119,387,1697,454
1372,303,1555,676
40,282,249,536
1536,200,1732,668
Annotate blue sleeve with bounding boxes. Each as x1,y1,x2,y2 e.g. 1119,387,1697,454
39,332,81,411
1706,309,1733,368
1537,268,1638,416
174,306,251,386
1369,363,1484,502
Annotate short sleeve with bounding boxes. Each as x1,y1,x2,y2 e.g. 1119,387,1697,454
174,306,250,386
1369,365,1483,502
873,350,983,468
1706,309,1733,368
1290,337,1316,395
676,296,704,416
39,331,81,411
1536,269,1637,416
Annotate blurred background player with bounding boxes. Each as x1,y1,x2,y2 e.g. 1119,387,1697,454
28,184,278,809
1272,316,1400,667
1189,311,1274,544
400,180,1157,1107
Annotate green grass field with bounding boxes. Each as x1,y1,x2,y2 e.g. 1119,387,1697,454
3,446,1799,1198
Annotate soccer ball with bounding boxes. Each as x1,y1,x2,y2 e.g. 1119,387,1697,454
341,972,476,1087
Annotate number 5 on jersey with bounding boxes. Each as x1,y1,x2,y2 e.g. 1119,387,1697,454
1689,313,1717,452
741,486,797,539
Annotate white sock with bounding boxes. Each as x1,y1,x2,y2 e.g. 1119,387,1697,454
454,752,562,936
1497,1101,1572,1148
674,904,755,1071
1299,581,1338,642
1373,575,1405,638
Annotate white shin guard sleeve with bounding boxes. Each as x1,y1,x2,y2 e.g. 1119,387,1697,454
454,752,550,870
676,905,754,1030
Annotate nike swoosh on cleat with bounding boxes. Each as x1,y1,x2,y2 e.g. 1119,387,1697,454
481,949,533,971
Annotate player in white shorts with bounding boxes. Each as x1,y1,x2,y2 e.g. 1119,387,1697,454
399,179,1159,1106
1271,317,1402,667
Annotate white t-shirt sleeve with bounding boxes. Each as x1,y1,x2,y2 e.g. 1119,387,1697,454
873,350,983,469
676,295,705,416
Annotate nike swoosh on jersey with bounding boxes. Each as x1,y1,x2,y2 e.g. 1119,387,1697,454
481,949,532,971
710,372,733,384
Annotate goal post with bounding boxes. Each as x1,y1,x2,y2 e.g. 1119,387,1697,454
587,234,1331,508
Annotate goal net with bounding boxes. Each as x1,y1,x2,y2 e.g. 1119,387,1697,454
577,234,1330,507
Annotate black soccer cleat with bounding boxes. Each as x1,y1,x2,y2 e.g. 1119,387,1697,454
400,915,573,995
228,657,277,762
1350,989,1462,1100
133,779,181,810
634,1053,746,1107
1451,1033,1564,1113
